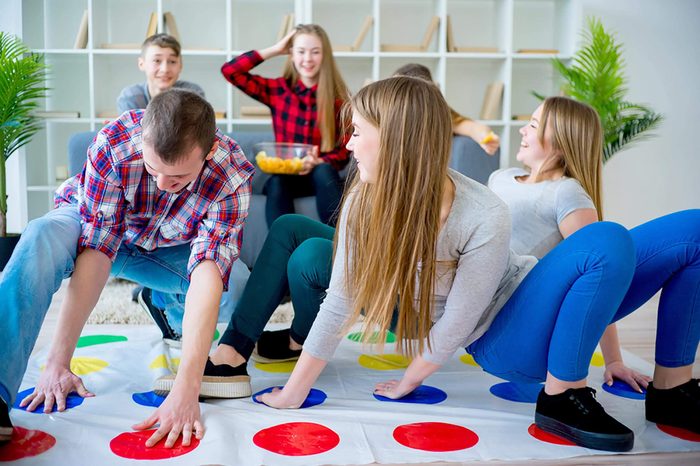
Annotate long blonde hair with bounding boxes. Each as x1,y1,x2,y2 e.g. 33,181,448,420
283,24,349,153
339,76,453,357
536,96,604,220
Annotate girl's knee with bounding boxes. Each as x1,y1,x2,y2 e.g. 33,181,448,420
288,238,332,281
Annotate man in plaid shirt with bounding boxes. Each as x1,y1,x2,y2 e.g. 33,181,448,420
0,90,253,448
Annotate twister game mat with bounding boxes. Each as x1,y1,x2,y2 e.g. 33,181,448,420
3,323,699,465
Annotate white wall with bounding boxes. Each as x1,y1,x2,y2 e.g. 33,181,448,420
582,0,700,228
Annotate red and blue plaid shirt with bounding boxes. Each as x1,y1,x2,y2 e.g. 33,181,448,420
55,110,254,288
221,50,350,170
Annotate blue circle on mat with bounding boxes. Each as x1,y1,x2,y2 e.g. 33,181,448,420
252,386,327,409
601,380,646,400
14,387,85,413
132,391,166,408
489,382,543,403
373,384,447,404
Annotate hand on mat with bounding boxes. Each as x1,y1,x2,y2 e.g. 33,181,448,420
20,364,94,413
133,387,204,448
256,386,304,409
604,360,651,393
373,379,420,399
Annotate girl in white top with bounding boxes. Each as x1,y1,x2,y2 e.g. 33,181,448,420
488,96,650,392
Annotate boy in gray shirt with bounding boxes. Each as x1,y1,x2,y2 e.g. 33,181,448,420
117,34,205,113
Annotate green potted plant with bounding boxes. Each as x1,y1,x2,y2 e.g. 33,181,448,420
0,32,49,268
535,17,662,162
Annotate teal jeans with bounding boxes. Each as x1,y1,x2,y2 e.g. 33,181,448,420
219,214,334,359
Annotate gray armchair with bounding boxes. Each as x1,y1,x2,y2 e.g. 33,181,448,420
67,130,499,268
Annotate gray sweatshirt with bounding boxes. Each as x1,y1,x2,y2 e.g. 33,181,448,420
304,169,537,365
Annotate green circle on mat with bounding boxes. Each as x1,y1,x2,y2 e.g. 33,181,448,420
347,331,396,343
76,335,128,348
212,328,220,342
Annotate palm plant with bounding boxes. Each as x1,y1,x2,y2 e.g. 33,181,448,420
0,32,49,237
536,17,662,162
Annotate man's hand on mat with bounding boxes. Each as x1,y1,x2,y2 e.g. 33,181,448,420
604,360,652,393
373,379,420,399
257,387,304,409
133,387,204,448
20,365,94,413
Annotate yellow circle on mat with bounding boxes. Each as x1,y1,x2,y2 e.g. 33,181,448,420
358,354,410,370
254,361,297,373
41,357,108,376
459,354,480,367
149,355,179,371
590,352,605,367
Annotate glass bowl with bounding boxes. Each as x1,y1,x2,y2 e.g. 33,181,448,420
253,142,314,175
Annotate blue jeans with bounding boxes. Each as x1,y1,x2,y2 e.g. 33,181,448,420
468,210,700,383
263,163,343,227
0,205,250,406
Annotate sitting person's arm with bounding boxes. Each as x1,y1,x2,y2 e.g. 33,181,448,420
452,116,500,156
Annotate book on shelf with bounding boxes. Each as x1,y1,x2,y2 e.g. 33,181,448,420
512,114,532,121
334,16,373,52
145,12,158,38
479,81,504,121
34,111,81,118
446,15,455,52
240,106,271,118
73,9,89,49
97,111,119,119
163,12,180,42
516,48,559,54
420,16,440,51
454,46,500,53
214,111,227,119
381,16,439,52
276,13,295,41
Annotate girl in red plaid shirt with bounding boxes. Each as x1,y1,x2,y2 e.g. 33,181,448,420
222,24,351,227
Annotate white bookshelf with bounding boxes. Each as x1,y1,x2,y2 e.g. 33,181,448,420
14,0,579,226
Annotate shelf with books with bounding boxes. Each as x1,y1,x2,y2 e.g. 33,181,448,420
11,0,579,228
445,58,507,124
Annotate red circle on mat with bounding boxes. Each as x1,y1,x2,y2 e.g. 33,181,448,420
0,426,56,461
393,422,478,452
656,424,700,442
527,423,576,446
109,429,200,460
253,422,340,456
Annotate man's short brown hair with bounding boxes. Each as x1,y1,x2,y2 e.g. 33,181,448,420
142,89,216,164
141,33,181,57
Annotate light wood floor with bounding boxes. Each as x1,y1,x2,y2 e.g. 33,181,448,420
30,283,700,465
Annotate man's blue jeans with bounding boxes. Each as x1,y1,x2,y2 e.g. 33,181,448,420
0,205,250,406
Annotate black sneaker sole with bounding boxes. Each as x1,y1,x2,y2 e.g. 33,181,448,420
535,412,634,452
154,374,252,399
646,412,700,434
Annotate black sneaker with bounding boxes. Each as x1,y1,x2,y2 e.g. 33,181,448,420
646,378,700,434
1,397,12,444
138,288,181,348
251,328,302,363
535,387,634,452
154,358,251,399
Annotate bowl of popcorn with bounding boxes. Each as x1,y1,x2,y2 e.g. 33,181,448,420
253,142,313,175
